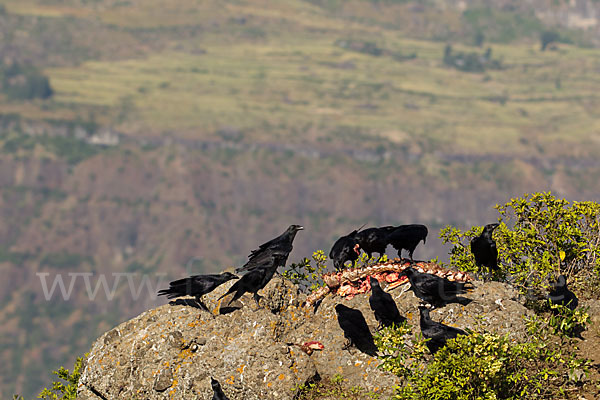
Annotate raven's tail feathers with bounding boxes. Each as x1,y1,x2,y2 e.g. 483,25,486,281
157,288,185,299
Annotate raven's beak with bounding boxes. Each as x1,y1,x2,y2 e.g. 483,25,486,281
298,226,304,230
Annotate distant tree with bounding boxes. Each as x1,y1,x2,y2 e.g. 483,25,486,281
1,62,54,100
443,44,453,65
443,44,500,73
474,30,485,47
484,47,492,61
541,30,560,51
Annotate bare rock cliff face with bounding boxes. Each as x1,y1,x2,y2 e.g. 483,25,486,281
76,276,532,399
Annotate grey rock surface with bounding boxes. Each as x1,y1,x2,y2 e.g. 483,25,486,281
77,275,533,399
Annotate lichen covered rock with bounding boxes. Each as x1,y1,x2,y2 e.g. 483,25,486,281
77,274,533,399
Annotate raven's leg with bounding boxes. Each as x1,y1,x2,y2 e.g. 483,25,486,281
342,338,354,351
253,292,262,307
195,296,210,312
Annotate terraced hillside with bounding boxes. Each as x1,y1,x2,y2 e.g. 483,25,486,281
1,0,600,397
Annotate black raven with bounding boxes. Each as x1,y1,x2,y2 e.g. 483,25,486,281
335,304,378,356
419,306,466,354
470,223,499,274
355,226,396,259
386,224,428,260
329,229,361,271
400,267,471,307
548,275,578,311
369,276,406,329
211,377,229,400
158,272,238,310
236,224,303,273
219,252,286,306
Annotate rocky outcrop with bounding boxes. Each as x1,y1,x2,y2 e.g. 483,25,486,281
76,274,533,399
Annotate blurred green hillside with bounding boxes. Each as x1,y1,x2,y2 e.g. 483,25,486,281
1,0,600,397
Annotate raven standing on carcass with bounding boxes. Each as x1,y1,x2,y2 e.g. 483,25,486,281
419,306,466,354
236,224,303,273
158,272,239,311
369,276,406,330
401,267,471,307
355,226,397,259
548,275,578,311
329,228,361,271
386,224,428,260
470,223,500,275
211,377,229,400
335,304,378,356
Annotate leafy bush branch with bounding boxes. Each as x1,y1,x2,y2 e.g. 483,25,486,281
37,356,84,400
282,250,329,292
441,192,600,295
374,322,591,400
283,250,388,293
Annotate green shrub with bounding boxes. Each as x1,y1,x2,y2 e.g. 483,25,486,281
283,250,390,293
375,325,590,400
293,373,380,400
37,356,84,400
541,31,561,50
283,250,328,292
440,192,600,295
1,62,53,100
374,323,428,378
547,304,590,338
443,45,503,73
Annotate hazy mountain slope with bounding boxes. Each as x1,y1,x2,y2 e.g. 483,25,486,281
1,0,600,397
2,137,599,397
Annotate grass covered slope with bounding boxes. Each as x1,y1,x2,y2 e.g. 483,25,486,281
0,0,598,158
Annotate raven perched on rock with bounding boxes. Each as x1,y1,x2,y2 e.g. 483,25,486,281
329,229,361,271
419,306,466,354
369,276,406,329
211,377,229,400
470,223,499,274
335,304,378,356
401,267,471,307
387,224,428,260
158,272,239,310
548,275,578,311
355,226,397,259
236,224,303,273
219,252,286,306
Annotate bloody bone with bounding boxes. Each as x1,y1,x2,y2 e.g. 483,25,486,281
306,259,472,306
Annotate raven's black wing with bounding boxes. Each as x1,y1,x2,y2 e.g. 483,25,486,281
336,305,378,356
158,274,224,298
421,318,466,353
370,290,404,327
220,256,279,304
413,272,468,296
330,237,358,270
211,377,230,400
